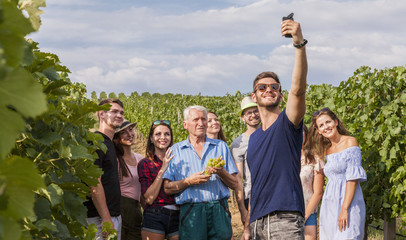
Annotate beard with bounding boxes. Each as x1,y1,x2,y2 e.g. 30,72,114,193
247,121,261,128
256,93,282,108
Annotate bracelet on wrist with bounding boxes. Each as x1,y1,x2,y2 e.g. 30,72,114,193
293,39,308,48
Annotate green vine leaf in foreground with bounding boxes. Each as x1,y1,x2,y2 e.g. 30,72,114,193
0,156,44,240
0,1,35,67
0,68,47,159
18,0,46,31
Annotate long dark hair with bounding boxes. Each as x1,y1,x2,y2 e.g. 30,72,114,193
113,130,132,179
305,107,350,157
146,122,174,161
302,124,317,164
208,111,227,142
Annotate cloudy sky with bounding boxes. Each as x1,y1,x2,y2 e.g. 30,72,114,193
30,0,406,96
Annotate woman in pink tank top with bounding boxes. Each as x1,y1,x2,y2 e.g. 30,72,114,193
113,120,144,240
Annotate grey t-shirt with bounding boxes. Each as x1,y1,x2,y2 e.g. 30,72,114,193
230,133,251,199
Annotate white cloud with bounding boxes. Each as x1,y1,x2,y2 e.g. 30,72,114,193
30,0,406,96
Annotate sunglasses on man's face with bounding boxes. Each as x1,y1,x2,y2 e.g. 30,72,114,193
255,83,280,92
153,120,171,126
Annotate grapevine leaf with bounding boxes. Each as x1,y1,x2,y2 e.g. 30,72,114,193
42,183,63,207
0,68,47,117
44,79,70,94
0,177,7,211
389,147,397,160
37,131,62,146
71,144,94,160
0,108,25,160
58,143,72,159
84,223,98,240
18,0,46,31
33,197,51,220
0,156,44,219
21,40,34,66
42,67,59,81
383,202,391,208
35,219,57,232
0,1,35,67
0,68,47,159
63,191,88,226
0,216,21,240
54,220,70,239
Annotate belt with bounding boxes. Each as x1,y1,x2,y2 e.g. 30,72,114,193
146,206,179,216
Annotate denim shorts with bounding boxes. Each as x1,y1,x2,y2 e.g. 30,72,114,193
304,212,317,226
141,206,179,237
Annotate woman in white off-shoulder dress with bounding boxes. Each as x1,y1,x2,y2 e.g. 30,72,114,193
308,107,367,240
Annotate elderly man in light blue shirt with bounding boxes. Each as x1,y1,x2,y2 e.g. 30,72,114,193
163,105,238,240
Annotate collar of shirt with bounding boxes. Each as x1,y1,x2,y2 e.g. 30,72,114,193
178,135,218,149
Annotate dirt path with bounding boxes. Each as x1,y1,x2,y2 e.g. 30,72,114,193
132,129,147,156
229,198,244,239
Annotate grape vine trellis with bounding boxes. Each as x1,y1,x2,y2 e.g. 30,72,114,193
0,0,405,239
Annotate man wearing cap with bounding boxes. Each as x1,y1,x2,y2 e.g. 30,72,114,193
84,98,124,239
163,105,239,240
241,19,308,239
230,96,260,225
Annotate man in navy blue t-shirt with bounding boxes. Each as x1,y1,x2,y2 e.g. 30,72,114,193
241,19,308,240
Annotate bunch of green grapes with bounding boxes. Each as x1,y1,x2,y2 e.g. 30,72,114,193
203,157,225,175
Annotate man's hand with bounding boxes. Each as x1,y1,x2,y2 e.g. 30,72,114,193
101,219,115,238
206,166,225,175
185,171,211,185
239,207,248,225
240,227,251,240
205,156,226,175
206,165,239,190
281,20,304,46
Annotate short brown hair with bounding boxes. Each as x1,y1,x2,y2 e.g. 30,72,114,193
98,98,123,108
253,72,282,93
97,98,124,120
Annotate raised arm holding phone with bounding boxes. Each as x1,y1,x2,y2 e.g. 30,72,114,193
241,14,308,240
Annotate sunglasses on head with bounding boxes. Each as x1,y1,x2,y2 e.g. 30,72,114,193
312,107,330,117
254,83,280,92
153,120,171,126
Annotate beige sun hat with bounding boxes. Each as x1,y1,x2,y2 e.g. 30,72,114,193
115,120,137,133
238,96,257,116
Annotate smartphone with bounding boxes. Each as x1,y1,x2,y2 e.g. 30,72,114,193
282,13,294,38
